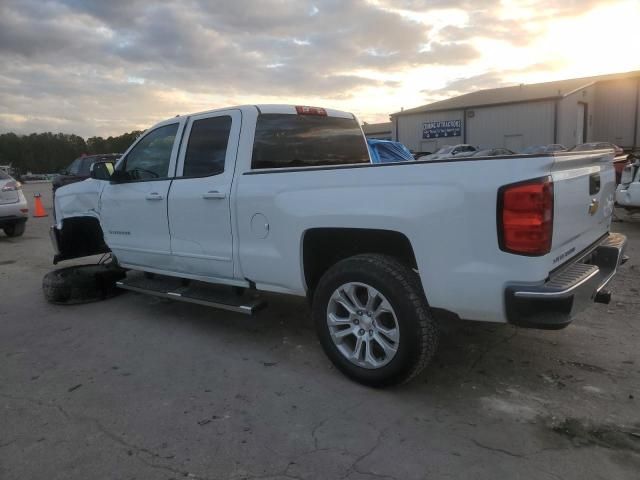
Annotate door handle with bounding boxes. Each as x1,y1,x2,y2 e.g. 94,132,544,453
145,192,164,200
202,191,226,199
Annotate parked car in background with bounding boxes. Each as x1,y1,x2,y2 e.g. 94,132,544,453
570,143,628,184
19,173,49,182
418,144,477,161
0,170,28,237
367,139,414,164
471,148,516,157
411,151,432,159
616,157,640,212
53,153,121,192
544,144,568,153
570,142,624,156
521,144,567,154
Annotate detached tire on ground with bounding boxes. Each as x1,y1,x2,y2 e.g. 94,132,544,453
312,254,439,387
43,264,126,305
3,222,25,237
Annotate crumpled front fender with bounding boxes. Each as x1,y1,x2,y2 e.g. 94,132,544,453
54,179,105,228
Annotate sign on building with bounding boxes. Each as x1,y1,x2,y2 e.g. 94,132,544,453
422,120,461,139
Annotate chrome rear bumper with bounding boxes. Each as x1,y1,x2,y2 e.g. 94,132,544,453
505,233,627,329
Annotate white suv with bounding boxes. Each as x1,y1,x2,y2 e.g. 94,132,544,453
0,171,28,237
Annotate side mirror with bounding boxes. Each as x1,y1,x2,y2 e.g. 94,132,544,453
90,162,114,181
109,169,130,184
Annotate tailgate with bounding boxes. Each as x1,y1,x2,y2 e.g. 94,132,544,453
548,150,615,269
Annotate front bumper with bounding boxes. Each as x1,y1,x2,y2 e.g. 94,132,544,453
50,226,62,264
505,233,627,329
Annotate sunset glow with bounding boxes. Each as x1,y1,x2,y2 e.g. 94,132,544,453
1,0,639,135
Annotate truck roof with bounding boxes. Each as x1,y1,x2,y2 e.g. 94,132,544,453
152,105,356,130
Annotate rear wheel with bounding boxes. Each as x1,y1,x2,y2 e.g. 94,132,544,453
312,254,438,387
3,222,25,237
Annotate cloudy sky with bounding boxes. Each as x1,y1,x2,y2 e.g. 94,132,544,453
1,0,640,137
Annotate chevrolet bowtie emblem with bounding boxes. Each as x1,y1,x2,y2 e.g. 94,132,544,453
588,198,599,215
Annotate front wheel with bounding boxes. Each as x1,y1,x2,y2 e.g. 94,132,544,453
312,254,439,387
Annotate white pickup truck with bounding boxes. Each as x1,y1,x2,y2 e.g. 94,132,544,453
51,104,628,386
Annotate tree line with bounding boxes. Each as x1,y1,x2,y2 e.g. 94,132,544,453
0,130,143,174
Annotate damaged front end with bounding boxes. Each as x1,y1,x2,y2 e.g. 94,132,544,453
50,217,110,264
51,180,110,264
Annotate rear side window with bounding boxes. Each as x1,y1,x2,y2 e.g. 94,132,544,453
183,116,232,177
251,114,369,169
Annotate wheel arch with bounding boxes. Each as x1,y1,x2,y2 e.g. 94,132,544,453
301,227,419,297
53,215,110,264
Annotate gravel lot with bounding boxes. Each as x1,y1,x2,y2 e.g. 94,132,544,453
1,182,639,480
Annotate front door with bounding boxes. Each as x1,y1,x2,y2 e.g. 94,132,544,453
167,110,241,280
100,120,185,270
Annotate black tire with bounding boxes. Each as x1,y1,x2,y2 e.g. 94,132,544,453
43,264,126,305
312,254,438,387
3,222,25,237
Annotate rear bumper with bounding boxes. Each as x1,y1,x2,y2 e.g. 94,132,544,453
0,197,28,222
505,233,627,329
0,215,28,228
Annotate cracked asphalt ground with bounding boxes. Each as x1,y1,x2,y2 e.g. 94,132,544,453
1,183,640,480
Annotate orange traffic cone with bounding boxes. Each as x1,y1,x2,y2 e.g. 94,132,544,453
33,193,48,218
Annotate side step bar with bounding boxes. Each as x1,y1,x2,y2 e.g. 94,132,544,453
116,272,266,315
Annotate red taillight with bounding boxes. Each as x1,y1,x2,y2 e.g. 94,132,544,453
1,181,21,192
498,177,554,256
295,105,327,116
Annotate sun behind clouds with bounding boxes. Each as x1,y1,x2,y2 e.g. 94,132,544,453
0,0,639,134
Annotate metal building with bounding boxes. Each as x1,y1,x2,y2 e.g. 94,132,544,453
361,122,392,140
391,70,640,153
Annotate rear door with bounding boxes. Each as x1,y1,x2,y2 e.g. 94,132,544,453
167,109,241,279
549,150,616,267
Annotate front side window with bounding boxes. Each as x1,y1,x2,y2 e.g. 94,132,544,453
123,123,178,180
183,116,232,177
251,114,369,169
